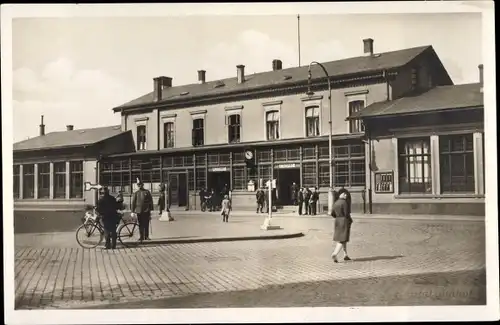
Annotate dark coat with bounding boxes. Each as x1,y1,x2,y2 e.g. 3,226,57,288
131,188,154,214
291,184,298,200
337,188,352,215
332,198,352,243
158,191,166,210
97,194,119,224
298,190,304,202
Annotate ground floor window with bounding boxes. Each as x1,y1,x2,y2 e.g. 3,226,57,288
332,142,366,187
232,166,247,190
302,163,317,188
69,161,83,198
23,164,35,199
398,137,432,194
53,162,66,198
439,133,475,193
37,163,50,198
258,165,272,188
196,168,206,190
13,165,20,199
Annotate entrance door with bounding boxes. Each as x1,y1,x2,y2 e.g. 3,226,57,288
274,168,301,205
207,171,231,193
178,173,188,207
168,174,179,207
168,173,188,208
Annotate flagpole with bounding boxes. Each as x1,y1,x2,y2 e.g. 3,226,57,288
297,14,301,67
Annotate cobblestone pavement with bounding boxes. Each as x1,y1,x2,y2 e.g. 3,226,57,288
14,217,486,309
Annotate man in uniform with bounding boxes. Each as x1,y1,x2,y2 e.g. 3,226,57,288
97,186,120,250
131,179,154,242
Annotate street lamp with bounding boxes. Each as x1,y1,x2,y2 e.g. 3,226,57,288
307,61,334,215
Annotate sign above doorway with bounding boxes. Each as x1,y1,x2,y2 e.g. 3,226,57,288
276,163,297,169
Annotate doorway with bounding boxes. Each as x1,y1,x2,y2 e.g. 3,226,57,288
274,168,301,206
168,172,188,208
207,171,231,194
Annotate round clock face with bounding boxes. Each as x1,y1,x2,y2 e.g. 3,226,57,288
244,150,253,160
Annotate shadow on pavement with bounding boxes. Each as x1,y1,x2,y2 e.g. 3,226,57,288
352,255,404,262
67,268,486,309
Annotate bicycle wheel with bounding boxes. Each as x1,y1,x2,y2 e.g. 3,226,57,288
118,222,139,247
75,222,104,249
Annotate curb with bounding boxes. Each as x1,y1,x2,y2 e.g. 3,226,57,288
123,231,304,246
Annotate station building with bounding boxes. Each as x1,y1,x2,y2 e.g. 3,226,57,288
13,121,134,211
13,38,485,216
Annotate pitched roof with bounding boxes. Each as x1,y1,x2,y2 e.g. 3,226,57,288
14,125,124,152
116,45,436,111
349,83,483,119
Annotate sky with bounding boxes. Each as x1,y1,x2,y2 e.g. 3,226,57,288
11,12,483,142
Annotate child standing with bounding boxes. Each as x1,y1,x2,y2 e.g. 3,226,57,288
220,194,232,222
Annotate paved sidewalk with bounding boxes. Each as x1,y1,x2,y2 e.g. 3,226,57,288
15,215,302,249
164,209,484,221
14,217,485,309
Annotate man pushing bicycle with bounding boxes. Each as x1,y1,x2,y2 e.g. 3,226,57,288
97,186,121,250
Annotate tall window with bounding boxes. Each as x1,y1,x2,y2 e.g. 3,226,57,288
192,118,204,146
23,164,35,199
137,125,147,151
228,114,241,143
13,165,20,199
439,134,475,193
70,161,83,198
163,122,175,148
37,163,50,199
302,163,317,188
348,100,365,133
333,143,366,187
305,106,320,137
398,138,432,194
53,162,66,198
266,111,280,140
232,166,246,190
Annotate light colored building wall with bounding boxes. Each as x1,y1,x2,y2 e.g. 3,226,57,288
122,82,389,149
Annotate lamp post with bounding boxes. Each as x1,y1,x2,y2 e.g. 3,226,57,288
307,61,334,215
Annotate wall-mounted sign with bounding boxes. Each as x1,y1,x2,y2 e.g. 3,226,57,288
374,171,394,193
209,167,228,172
277,163,297,169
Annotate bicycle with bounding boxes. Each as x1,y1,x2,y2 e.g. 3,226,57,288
75,207,140,249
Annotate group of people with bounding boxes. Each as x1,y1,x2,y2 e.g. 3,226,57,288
291,183,320,216
96,180,154,249
198,185,230,212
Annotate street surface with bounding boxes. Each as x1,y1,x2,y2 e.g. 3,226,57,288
13,215,486,309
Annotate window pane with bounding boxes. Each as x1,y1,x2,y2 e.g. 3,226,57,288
70,161,83,198
232,166,246,190
53,162,66,199
23,164,35,199
302,163,317,188
196,168,206,190
13,165,20,199
38,163,50,198
303,146,316,160
398,138,432,194
318,162,330,187
439,134,475,193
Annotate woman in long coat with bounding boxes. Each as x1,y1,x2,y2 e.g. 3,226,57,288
331,192,352,263
158,184,166,215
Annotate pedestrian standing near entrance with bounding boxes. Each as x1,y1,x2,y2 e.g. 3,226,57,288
97,186,120,250
158,184,166,216
304,188,312,215
297,187,304,215
310,187,319,215
291,182,299,205
131,180,154,242
199,188,206,211
331,192,353,263
256,187,265,213
221,194,232,222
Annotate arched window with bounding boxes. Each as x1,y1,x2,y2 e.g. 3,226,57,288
305,106,320,136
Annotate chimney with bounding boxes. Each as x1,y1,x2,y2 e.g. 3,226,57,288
363,38,374,56
478,64,483,93
153,76,173,102
66,125,74,131
39,115,45,136
198,70,206,84
272,59,283,71
236,65,245,84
